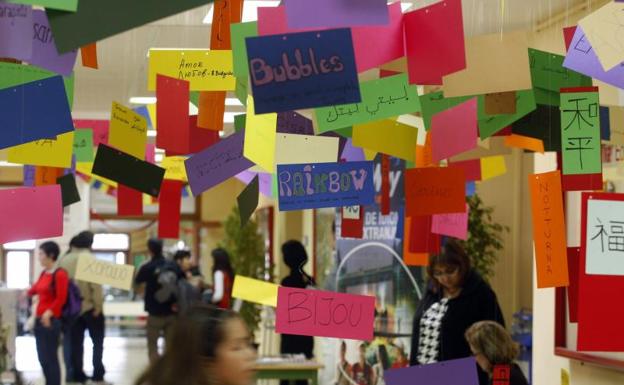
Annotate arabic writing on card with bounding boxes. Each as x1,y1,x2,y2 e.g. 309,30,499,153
275,286,376,340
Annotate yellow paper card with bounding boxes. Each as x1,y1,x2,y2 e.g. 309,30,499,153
561,368,570,385
579,2,624,71
75,253,135,291
161,156,188,182
148,49,235,91
364,148,378,160
232,275,278,307
352,120,417,162
76,162,117,187
481,155,507,180
108,102,148,159
8,132,74,168
274,133,339,168
147,104,157,129
244,95,276,172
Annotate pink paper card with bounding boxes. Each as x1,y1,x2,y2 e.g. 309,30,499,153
73,119,109,146
257,3,404,73
0,185,63,243
404,0,466,85
431,204,469,240
431,98,478,162
276,286,375,341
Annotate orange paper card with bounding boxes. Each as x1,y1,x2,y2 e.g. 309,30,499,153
80,43,98,69
504,134,544,153
198,91,226,130
405,167,466,216
529,170,569,288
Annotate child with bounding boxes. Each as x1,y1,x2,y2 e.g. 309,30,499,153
465,321,529,385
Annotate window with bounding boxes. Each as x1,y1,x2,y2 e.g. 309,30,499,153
92,233,129,250
6,251,30,289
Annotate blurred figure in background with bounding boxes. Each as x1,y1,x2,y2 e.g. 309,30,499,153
372,345,390,385
173,250,202,314
210,248,234,309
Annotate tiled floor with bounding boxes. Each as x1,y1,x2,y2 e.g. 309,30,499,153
16,336,150,385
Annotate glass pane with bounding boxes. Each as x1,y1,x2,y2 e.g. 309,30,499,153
3,240,36,250
6,251,31,289
92,234,129,250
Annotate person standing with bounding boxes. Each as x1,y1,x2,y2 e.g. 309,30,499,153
209,248,234,309
27,241,68,385
134,238,177,363
57,231,106,385
409,241,504,385
172,250,201,313
279,240,315,385
351,343,375,385
335,341,352,385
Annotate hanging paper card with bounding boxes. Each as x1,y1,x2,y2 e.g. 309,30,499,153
0,62,73,106
275,286,375,341
74,119,109,146
8,132,74,168
442,31,532,97
384,357,479,385
75,254,135,290
484,92,516,115
210,0,244,50
35,166,64,186
0,3,32,61
232,275,278,307
156,75,190,154
560,87,601,175
117,184,143,216
315,73,420,133
244,95,276,171
23,165,35,187
578,192,624,351
478,89,536,139
246,28,360,114
529,170,569,288
29,10,78,76
404,167,466,216
0,76,73,150
529,48,591,93
109,102,148,159
73,129,94,162
92,144,165,197
512,104,561,151
404,0,465,85
578,1,624,71
449,159,482,181
341,206,364,238
431,98,478,162
277,111,314,135
567,247,580,322
419,91,471,130
563,26,624,90
161,157,188,182
403,217,429,266
274,134,339,167
47,0,215,53
188,115,220,153
11,0,78,12
148,49,234,91
352,120,417,162
480,156,507,181
431,205,469,240
231,21,257,82
158,180,183,239
185,130,254,196
283,0,388,29
0,185,63,244
80,43,98,69
197,91,226,130
237,175,259,227
235,170,273,197
56,173,80,207
503,134,544,153
409,215,440,254
277,161,375,211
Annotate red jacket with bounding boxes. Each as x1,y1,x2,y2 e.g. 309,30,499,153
28,269,69,318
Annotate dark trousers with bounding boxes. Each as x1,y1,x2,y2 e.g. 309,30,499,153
70,310,106,382
62,321,74,382
280,334,313,385
34,318,62,385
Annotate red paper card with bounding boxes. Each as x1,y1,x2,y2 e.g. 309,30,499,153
197,91,226,130
158,180,183,239
80,43,98,69
341,206,363,239
578,192,624,351
563,26,576,52
117,184,143,216
431,98,478,162
558,150,603,191
381,154,390,215
403,217,430,266
404,0,466,85
190,115,220,153
567,247,580,323
156,75,190,154
405,167,466,216
409,215,440,254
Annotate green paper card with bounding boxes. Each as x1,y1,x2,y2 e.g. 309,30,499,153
561,90,602,175
0,62,74,107
231,22,256,105
315,73,420,133
10,0,78,11
234,113,246,132
420,91,471,130
47,0,215,53
534,88,560,107
529,48,592,93
334,127,353,138
478,89,536,139
73,129,94,162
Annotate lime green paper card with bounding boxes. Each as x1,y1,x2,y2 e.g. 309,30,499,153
231,21,257,105
529,48,592,93
560,90,602,175
315,73,420,133
73,129,94,162
10,0,78,11
0,62,74,107
478,89,536,139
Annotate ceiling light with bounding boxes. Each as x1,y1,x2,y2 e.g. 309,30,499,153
147,130,157,137
129,97,156,104
155,154,164,162
203,0,280,24
224,112,238,123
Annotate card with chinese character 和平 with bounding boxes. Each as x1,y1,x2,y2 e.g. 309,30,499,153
579,192,624,351
560,87,602,176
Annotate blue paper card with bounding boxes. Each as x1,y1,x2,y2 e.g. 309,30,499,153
246,28,361,114
0,76,73,150
277,161,374,211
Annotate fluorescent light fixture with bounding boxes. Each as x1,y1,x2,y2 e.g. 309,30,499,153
147,130,157,137
203,0,280,23
224,112,238,123
400,2,412,12
155,154,164,163
129,96,156,105
226,98,243,106
0,161,20,167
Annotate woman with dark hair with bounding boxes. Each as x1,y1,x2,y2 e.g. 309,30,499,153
210,248,235,309
279,240,316,385
135,305,257,385
27,241,68,385
409,240,504,385
372,345,390,385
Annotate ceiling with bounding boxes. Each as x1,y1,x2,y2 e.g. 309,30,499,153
70,0,585,120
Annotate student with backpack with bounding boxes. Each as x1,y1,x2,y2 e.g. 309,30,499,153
134,238,178,363
27,241,69,385
172,250,201,314
57,231,107,385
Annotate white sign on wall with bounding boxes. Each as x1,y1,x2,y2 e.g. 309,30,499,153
586,198,624,276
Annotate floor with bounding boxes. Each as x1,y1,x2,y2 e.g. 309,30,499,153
16,336,149,385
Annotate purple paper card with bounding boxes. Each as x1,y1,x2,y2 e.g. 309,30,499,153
276,111,314,135
29,10,77,76
0,2,33,60
235,170,273,197
384,357,479,385
341,138,365,162
563,26,624,89
23,165,35,187
185,130,254,196
283,0,389,29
